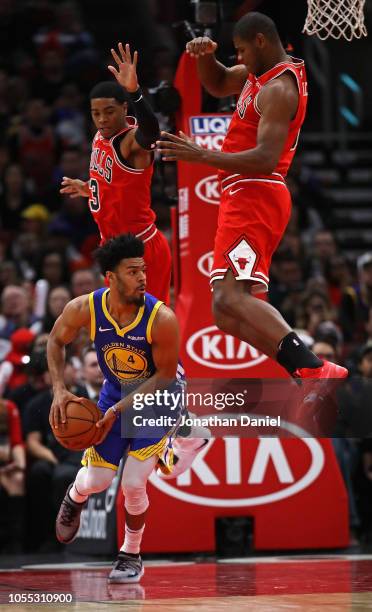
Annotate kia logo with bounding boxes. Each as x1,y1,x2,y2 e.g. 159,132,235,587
197,251,213,277
186,325,267,370
195,175,220,205
149,430,325,507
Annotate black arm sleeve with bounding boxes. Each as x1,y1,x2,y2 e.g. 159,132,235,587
128,89,160,150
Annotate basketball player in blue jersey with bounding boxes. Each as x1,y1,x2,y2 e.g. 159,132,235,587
47,233,186,583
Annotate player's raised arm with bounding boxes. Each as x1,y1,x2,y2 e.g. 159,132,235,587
186,36,247,97
158,73,298,175
47,295,91,429
108,42,160,155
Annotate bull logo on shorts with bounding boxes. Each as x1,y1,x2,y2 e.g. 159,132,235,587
226,237,257,279
235,256,252,270
104,346,148,381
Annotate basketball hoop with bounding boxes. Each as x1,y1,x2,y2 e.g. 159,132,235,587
303,0,368,41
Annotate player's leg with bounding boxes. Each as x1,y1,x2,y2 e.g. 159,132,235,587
213,272,290,359
143,229,171,303
212,184,347,380
213,270,294,359
55,465,115,544
56,418,126,544
108,454,157,583
213,269,347,379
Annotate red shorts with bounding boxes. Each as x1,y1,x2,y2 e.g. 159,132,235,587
211,180,291,293
142,226,172,304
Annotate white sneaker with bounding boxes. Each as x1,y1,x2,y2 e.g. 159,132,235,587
157,419,211,480
108,553,144,583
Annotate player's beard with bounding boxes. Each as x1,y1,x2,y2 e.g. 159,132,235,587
116,279,145,307
118,286,145,307
128,295,145,307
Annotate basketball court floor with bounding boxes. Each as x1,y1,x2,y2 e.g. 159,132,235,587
2,553,372,610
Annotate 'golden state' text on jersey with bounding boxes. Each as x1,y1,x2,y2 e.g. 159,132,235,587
89,287,166,410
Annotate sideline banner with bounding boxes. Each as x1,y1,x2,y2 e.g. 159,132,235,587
142,437,348,552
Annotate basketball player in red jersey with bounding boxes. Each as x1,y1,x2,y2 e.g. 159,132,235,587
158,13,347,386
60,43,171,303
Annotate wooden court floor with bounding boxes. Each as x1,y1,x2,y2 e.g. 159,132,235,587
1,554,372,610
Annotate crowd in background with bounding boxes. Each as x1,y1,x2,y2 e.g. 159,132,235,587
0,0,372,554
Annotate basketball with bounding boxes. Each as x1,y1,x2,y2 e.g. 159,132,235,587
53,398,102,451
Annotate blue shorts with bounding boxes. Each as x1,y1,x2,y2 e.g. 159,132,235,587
82,379,184,470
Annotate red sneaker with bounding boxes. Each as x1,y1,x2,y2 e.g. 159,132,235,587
294,360,348,380
294,360,348,411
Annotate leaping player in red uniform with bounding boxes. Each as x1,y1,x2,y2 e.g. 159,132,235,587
158,13,347,387
61,43,171,304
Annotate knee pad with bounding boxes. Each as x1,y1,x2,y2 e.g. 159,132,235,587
122,480,149,515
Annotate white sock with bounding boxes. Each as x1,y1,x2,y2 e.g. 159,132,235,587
120,524,145,555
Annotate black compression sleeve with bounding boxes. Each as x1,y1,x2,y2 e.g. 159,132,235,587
128,88,160,150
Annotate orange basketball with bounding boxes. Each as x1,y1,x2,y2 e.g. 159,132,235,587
53,398,102,451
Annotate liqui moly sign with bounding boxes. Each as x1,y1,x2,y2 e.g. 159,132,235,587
190,115,232,150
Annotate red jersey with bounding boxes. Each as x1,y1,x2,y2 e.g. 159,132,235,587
89,126,156,242
220,57,307,189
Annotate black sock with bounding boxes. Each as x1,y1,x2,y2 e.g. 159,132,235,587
277,332,323,375
121,551,140,558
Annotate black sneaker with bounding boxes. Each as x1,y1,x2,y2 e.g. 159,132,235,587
56,483,86,544
108,552,144,583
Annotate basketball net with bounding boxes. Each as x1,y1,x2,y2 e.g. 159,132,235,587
303,0,368,41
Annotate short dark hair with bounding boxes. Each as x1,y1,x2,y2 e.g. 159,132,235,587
94,233,144,274
89,81,127,104
233,12,280,43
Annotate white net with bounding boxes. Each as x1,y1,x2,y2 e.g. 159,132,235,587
303,0,368,41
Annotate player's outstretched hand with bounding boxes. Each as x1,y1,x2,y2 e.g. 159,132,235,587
157,131,206,163
95,406,116,444
50,390,84,430
108,42,139,93
60,177,90,198
186,37,218,57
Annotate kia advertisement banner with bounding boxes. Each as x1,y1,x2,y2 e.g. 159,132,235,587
137,437,348,552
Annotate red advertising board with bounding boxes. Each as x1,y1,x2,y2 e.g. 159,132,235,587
116,437,348,552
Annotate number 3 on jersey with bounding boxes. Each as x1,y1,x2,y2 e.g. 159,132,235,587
89,178,100,212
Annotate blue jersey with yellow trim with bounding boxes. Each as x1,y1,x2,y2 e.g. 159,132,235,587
89,287,164,410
